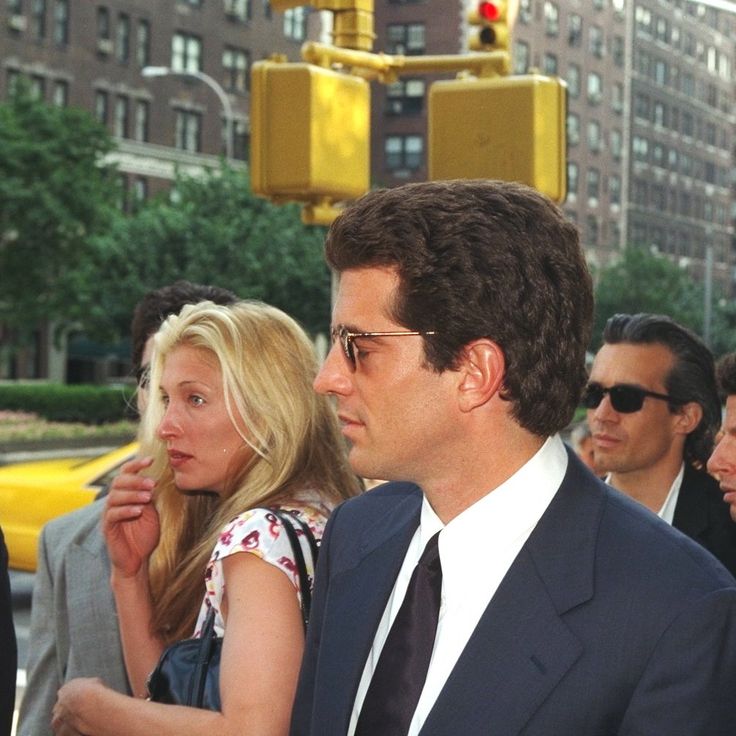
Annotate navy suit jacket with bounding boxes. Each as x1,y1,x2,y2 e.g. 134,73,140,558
292,451,736,735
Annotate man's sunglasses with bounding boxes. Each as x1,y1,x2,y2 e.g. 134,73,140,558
582,382,680,414
330,324,436,369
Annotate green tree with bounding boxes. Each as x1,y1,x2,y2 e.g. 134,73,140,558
86,165,332,339
592,245,736,357
0,83,119,339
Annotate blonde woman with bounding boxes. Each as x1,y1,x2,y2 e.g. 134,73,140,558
52,301,360,736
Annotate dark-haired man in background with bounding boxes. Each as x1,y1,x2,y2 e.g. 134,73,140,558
586,313,736,575
18,281,237,736
292,180,736,736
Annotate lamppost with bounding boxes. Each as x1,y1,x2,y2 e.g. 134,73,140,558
142,65,234,161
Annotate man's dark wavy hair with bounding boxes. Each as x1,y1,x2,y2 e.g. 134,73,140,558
716,352,736,399
603,313,719,466
131,280,238,370
325,179,593,437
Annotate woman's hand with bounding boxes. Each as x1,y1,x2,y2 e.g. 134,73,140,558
104,456,159,579
51,677,105,735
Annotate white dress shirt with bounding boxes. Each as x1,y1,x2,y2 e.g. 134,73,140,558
657,462,684,525
348,435,569,736
603,462,684,525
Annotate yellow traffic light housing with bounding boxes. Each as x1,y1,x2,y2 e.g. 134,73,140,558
428,73,567,203
467,1,517,53
250,60,370,204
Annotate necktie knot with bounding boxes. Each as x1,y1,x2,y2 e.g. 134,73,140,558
418,530,441,573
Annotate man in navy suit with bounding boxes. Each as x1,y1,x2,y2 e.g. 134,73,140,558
291,180,736,735
586,313,736,576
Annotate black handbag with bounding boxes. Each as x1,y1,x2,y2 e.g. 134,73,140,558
146,507,319,708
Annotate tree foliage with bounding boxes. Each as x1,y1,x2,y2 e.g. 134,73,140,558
85,165,332,339
0,83,119,339
591,245,736,357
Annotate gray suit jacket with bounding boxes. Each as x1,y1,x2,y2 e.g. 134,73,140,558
17,499,129,736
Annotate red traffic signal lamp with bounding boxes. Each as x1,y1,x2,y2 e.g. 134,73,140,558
467,1,516,53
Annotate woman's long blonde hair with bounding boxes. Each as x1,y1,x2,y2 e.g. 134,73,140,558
140,300,360,642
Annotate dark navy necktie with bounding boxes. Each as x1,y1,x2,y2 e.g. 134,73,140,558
355,531,443,736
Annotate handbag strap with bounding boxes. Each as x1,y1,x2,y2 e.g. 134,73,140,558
267,507,319,631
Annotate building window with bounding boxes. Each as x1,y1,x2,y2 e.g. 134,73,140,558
132,177,148,209
610,129,622,161
586,215,599,246
114,95,129,138
263,0,271,19
519,0,532,24
587,72,602,104
544,2,559,36
567,113,580,146
513,40,529,74
53,0,69,45
172,32,202,72
95,90,109,124
612,35,624,67
31,0,46,39
137,20,150,67
589,25,604,58
543,53,557,75
97,7,110,39
568,14,582,47
52,79,68,106
609,175,621,205
653,101,665,127
223,47,249,93
175,109,202,152
232,118,249,161
225,0,251,20
567,162,579,195
566,64,580,98
30,75,45,100
116,13,130,63
6,69,21,95
385,78,425,115
611,82,623,113
283,7,306,41
587,120,602,152
385,135,423,171
632,135,649,162
386,23,425,55
134,100,149,142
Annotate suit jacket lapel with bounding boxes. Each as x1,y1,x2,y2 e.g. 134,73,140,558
672,464,709,539
421,453,601,734
319,487,422,733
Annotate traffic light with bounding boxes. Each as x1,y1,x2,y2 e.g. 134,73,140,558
250,60,370,204
428,73,567,203
467,1,517,53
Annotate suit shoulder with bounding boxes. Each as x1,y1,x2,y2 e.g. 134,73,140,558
600,483,736,589
41,499,104,547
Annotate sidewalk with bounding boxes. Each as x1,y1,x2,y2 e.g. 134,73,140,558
0,435,134,466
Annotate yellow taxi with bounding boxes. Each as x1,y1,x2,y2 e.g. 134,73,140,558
0,442,138,571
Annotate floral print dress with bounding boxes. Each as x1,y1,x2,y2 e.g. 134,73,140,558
193,489,333,638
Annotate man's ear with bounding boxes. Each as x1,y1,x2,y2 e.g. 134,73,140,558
675,401,703,436
457,339,505,412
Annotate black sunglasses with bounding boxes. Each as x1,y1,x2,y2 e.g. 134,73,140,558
582,382,679,414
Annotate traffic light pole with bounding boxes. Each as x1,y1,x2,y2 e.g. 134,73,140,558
301,42,510,80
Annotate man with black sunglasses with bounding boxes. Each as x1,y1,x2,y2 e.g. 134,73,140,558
291,180,736,736
586,313,736,576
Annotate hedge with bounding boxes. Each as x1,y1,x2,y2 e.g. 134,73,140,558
0,383,137,424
